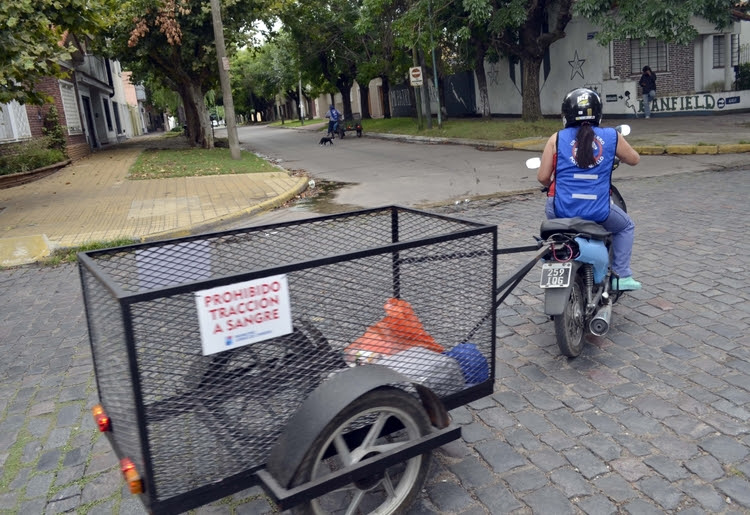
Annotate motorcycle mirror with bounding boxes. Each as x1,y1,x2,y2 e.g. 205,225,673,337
525,157,541,169
616,124,631,136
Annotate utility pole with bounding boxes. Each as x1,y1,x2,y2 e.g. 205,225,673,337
210,0,241,160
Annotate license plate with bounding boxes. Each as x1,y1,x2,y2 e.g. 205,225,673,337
540,262,572,288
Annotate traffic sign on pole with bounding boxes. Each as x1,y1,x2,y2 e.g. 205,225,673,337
409,66,423,87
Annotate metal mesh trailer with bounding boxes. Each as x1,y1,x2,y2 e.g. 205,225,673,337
78,206,509,514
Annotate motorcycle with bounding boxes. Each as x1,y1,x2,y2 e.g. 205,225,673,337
526,125,630,358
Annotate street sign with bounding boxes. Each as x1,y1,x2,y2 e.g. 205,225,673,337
409,66,423,87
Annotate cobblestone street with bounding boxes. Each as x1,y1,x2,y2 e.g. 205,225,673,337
1,168,749,514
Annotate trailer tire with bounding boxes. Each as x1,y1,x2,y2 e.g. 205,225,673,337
290,387,431,514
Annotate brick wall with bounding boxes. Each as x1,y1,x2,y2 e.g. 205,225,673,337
0,141,24,158
613,41,695,95
22,76,91,162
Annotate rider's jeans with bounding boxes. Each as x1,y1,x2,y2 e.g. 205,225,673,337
546,198,635,278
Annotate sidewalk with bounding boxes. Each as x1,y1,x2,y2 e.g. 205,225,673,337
0,134,309,267
1,115,749,267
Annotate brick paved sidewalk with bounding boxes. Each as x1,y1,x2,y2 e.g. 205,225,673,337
0,133,308,266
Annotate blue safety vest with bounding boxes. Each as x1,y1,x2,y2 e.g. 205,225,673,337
554,126,618,223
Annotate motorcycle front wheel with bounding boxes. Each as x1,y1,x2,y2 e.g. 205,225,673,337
554,274,585,357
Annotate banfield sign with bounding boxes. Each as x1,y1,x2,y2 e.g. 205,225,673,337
637,90,748,115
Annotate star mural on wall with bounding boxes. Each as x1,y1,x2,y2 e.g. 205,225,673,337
487,65,499,85
568,50,586,80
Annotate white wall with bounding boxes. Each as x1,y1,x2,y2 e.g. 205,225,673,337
482,17,639,117
482,16,748,117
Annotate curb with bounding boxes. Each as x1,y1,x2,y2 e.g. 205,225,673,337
362,131,750,156
0,159,72,189
0,234,53,268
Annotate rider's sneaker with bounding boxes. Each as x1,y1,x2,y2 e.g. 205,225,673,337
611,276,642,291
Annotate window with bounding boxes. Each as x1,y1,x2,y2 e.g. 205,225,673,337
0,101,31,142
59,81,83,135
713,34,739,68
630,39,668,74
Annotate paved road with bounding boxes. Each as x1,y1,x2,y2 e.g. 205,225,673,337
232,123,750,214
1,167,749,514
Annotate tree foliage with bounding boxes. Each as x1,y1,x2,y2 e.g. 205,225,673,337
276,0,368,118
575,0,734,46
0,0,117,105
103,0,272,148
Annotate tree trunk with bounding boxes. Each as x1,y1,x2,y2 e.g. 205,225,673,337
336,77,354,120
179,81,213,148
359,83,370,119
473,44,490,118
521,56,543,121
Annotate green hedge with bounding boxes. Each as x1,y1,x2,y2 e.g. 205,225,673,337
0,137,66,176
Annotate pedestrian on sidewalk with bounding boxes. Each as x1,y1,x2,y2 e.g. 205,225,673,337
639,66,657,118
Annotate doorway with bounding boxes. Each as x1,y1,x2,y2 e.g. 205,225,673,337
81,96,98,148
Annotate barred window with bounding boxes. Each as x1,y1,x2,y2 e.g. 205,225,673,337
0,102,31,142
630,39,668,74
59,81,83,135
713,34,739,68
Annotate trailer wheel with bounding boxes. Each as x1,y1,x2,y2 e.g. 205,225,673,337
290,387,431,514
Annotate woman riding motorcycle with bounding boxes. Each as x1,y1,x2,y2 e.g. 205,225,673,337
537,87,642,291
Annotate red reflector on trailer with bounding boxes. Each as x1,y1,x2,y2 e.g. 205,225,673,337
91,404,110,432
120,458,144,494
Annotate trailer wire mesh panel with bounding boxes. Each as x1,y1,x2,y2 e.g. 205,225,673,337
78,206,498,512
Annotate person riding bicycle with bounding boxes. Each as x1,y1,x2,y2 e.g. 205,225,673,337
537,87,642,291
325,104,342,138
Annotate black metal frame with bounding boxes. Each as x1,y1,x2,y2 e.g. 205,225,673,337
78,205,544,514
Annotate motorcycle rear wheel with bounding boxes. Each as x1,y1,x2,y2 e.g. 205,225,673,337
554,274,585,357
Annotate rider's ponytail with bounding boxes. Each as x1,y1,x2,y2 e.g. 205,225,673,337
575,123,596,168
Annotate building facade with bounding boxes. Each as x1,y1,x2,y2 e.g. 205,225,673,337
1,39,160,164
315,13,749,120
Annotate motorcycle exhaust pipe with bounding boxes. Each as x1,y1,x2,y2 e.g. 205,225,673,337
589,304,612,336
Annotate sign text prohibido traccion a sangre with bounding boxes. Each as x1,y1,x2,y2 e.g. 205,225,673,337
195,275,292,355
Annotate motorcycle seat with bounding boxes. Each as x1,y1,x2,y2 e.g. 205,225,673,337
540,217,611,241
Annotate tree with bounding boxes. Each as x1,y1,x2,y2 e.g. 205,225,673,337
278,0,366,119
488,0,574,121
451,0,735,121
357,0,413,118
575,0,734,46
0,0,116,105
232,45,283,121
104,0,272,148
